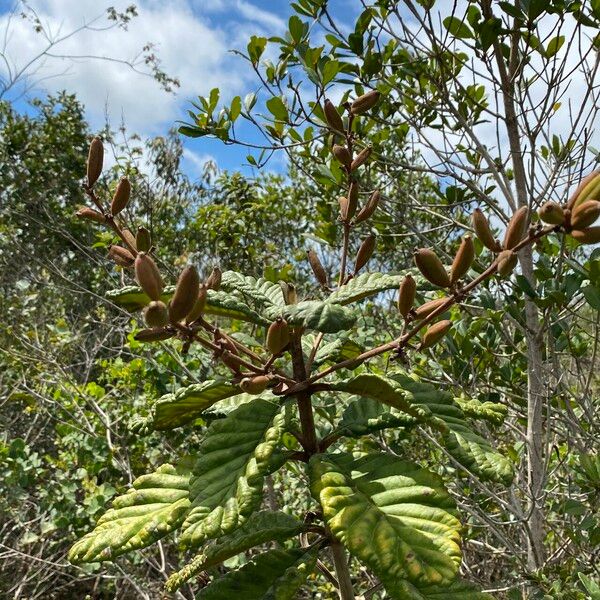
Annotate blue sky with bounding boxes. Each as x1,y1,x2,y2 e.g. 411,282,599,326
0,0,361,179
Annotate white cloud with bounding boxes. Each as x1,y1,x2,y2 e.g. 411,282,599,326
0,0,284,136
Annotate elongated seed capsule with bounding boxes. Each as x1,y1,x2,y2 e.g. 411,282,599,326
76,206,106,224
397,274,416,318
567,170,600,208
571,200,600,229
450,235,474,284
350,146,372,171
108,245,134,267
287,283,298,305
413,297,447,320
347,180,359,219
354,234,376,274
266,318,290,355
332,144,352,167
206,267,222,291
121,228,137,251
503,206,529,250
220,350,242,373
571,226,600,244
144,300,169,327
136,227,151,252
414,248,450,288
169,265,200,323
472,208,501,252
496,249,517,278
87,137,103,187
569,171,600,209
420,319,452,350
355,190,380,224
111,177,131,216
350,90,381,114
135,327,173,342
339,196,350,221
185,284,208,323
240,375,270,395
135,252,163,300
538,201,565,225
323,99,345,133
307,249,328,287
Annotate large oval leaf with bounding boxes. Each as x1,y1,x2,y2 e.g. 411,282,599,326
327,271,405,305
181,399,284,547
131,380,243,433
267,300,356,333
165,511,304,592
397,578,493,599
309,452,462,590
196,547,318,599
221,271,285,307
69,463,191,563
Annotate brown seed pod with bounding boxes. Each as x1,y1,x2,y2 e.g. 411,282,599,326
354,190,380,224
450,235,475,285
571,200,600,230
144,300,169,327
108,245,135,267
503,206,529,250
347,180,359,219
350,146,372,171
338,196,350,221
169,265,200,324
135,252,163,300
350,90,381,115
86,137,104,187
240,375,270,395
413,297,447,320
538,201,565,225
472,208,501,252
332,144,352,168
136,227,152,253
185,284,208,324
570,226,600,244
568,170,600,209
397,274,416,318
220,350,241,373
266,318,290,355
420,319,452,350
134,327,173,342
206,267,222,291
75,206,106,224
307,249,328,287
414,248,450,288
121,229,137,251
323,98,345,133
111,177,131,216
496,249,518,278
286,283,298,305
354,234,376,275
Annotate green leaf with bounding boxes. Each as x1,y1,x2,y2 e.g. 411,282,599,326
247,35,267,64
331,374,430,420
545,35,565,58
181,399,284,547
140,380,243,432
396,578,493,599
309,452,462,589
582,284,600,310
207,289,272,325
336,396,414,437
266,96,289,122
105,284,271,325
579,573,600,599
313,337,363,366
69,464,191,563
443,16,474,39
196,547,318,599
327,272,406,305
221,271,285,307
453,395,507,425
165,511,304,592
270,300,356,333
